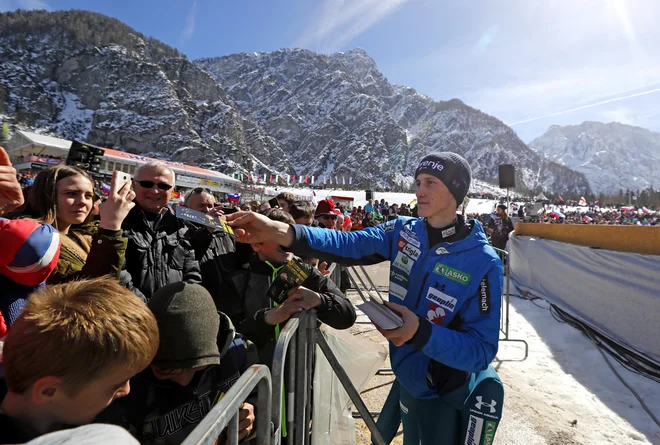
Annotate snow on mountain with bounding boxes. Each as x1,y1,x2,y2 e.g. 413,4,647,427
0,10,291,176
1,10,590,194
530,121,660,194
197,49,590,194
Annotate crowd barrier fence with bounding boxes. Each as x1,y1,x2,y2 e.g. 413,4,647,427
182,309,387,445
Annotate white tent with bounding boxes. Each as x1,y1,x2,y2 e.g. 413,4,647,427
534,192,549,202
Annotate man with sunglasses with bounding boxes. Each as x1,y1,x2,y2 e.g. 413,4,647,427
121,161,202,300
314,199,338,229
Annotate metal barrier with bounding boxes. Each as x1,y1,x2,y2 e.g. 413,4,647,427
346,266,394,378
181,364,272,445
492,246,529,359
270,309,388,445
185,253,528,444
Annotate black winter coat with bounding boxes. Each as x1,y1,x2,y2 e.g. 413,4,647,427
187,223,252,318
122,205,202,300
233,254,356,365
97,313,257,445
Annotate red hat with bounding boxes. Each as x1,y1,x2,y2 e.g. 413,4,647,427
314,199,336,216
0,218,61,286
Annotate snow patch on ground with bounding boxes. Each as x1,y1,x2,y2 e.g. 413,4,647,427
350,263,660,445
495,285,660,445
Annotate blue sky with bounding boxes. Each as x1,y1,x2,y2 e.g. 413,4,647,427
2,0,660,142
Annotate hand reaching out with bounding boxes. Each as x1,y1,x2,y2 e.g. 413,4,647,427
0,147,24,214
99,171,136,230
264,293,310,326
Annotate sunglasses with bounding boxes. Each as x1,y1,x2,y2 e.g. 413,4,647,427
321,214,337,220
135,180,173,191
192,187,212,194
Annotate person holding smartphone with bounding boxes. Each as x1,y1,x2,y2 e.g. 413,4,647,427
4,166,134,284
225,153,504,445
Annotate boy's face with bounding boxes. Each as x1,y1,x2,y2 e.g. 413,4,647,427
252,240,291,264
49,366,135,425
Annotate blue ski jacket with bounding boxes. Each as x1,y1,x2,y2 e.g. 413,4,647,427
290,216,502,400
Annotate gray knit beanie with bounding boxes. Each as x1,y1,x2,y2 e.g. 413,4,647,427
414,152,472,208
148,282,221,369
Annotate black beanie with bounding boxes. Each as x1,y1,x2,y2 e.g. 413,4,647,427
414,152,472,208
148,282,221,369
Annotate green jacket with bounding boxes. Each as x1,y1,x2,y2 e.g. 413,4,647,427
48,223,127,284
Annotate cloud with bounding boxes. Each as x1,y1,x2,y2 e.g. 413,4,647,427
180,0,197,43
17,0,51,10
381,0,660,140
472,24,499,56
508,86,660,126
600,107,636,125
294,0,409,53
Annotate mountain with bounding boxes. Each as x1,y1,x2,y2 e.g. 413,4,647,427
0,10,591,194
530,121,660,194
196,49,590,193
0,10,292,174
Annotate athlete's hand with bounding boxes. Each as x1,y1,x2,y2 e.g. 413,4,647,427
375,302,420,346
226,210,294,246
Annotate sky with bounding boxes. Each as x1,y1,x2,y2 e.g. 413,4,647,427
2,0,660,142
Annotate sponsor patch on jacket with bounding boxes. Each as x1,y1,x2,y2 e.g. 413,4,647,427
400,227,421,247
392,251,413,274
426,303,446,325
390,269,410,286
479,276,491,314
426,287,458,312
435,247,450,255
397,237,408,250
381,220,397,233
389,282,408,300
433,263,471,285
465,415,484,445
442,226,456,238
402,243,421,260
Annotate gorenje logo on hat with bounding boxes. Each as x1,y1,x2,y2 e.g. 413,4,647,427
418,160,444,172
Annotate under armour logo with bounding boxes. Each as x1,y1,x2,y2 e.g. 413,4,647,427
475,396,497,414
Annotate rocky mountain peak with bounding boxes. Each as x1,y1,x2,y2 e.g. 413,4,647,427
1,10,592,194
530,121,660,193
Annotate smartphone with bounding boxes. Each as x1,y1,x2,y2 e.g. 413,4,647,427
222,207,238,215
268,197,279,208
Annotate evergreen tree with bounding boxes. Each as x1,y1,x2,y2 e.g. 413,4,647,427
1,123,8,145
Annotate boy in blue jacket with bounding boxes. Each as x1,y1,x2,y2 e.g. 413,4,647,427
226,152,504,445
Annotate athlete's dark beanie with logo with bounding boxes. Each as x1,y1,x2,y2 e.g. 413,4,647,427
414,152,472,208
148,282,221,369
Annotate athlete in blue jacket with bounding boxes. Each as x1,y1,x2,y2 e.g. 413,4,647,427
227,153,504,445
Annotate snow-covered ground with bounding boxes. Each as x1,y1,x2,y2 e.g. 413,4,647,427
350,263,660,445
495,283,660,445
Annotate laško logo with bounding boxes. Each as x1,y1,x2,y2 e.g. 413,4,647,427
433,263,471,285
